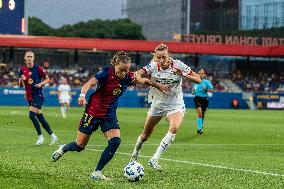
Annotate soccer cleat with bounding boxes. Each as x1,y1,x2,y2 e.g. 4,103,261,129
197,129,203,134
91,171,110,181
50,135,58,145
148,158,162,171
51,144,65,162
35,136,44,146
130,151,138,162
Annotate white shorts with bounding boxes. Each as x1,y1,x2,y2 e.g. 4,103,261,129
147,105,186,117
59,96,70,104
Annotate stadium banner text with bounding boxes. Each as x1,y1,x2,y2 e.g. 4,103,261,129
254,93,284,110
0,88,247,109
173,34,284,46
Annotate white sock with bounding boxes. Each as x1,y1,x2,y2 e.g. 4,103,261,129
61,106,65,116
152,131,176,160
132,136,143,157
51,133,57,139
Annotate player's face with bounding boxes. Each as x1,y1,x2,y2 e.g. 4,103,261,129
155,50,170,69
24,52,35,68
62,78,67,84
198,69,205,79
115,61,131,80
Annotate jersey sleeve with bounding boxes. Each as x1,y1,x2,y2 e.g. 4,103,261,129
38,66,47,78
206,80,214,90
95,68,109,84
58,85,62,91
142,61,156,74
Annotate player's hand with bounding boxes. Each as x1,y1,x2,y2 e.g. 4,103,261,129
21,75,27,80
34,83,42,88
158,84,171,94
78,96,86,106
172,68,184,76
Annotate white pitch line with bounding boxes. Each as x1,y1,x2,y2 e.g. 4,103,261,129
86,148,284,178
87,143,284,146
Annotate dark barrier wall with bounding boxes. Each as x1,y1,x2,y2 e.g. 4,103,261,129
0,88,247,109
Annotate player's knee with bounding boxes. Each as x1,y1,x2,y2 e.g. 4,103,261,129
108,137,121,150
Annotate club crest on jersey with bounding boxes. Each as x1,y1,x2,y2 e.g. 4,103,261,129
113,88,121,96
28,78,33,84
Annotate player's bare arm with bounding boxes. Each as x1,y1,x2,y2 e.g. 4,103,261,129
186,71,201,84
35,74,50,88
78,77,98,106
135,69,170,93
173,68,201,84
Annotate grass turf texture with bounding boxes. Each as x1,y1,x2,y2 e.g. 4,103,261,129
0,106,284,188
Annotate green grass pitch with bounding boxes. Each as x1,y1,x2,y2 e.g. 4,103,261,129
0,106,284,188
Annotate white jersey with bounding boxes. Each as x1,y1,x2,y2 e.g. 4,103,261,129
142,59,192,111
58,84,71,102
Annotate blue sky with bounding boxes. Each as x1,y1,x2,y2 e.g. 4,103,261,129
25,0,126,28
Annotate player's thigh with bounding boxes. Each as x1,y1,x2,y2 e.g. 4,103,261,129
76,130,90,147
78,113,101,135
29,97,44,113
65,102,70,108
167,111,184,131
104,129,120,140
29,106,41,114
143,115,162,134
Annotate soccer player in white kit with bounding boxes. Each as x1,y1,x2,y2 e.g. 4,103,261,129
130,44,201,171
58,78,72,118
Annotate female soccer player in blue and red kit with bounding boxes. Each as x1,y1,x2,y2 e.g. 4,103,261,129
51,51,169,180
19,51,58,145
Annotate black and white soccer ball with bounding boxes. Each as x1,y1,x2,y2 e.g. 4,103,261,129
124,161,144,182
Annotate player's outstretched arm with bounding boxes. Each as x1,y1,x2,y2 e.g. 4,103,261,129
173,68,201,84
78,77,98,106
186,71,201,84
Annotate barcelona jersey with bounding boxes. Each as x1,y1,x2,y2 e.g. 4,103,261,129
85,67,135,119
19,65,46,101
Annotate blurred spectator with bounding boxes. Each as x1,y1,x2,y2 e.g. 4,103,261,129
231,69,284,93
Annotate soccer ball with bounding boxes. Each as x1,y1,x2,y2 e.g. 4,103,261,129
124,161,144,182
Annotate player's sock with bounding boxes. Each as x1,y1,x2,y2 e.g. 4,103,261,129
152,131,175,160
197,114,203,130
36,113,53,135
61,106,65,117
95,137,121,171
62,142,84,152
131,136,143,161
29,111,42,135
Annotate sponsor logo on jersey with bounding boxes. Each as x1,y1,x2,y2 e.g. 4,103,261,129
113,88,121,96
28,78,33,84
156,78,179,85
